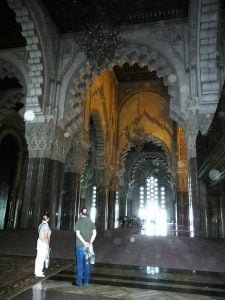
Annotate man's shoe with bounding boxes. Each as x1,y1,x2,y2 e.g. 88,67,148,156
72,282,82,286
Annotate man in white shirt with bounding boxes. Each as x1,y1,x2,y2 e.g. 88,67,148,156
34,214,51,277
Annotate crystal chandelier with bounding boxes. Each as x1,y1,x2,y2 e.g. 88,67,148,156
76,9,123,73
123,93,148,152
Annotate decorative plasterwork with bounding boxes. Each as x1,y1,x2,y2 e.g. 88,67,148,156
118,82,168,105
119,134,170,172
65,139,89,173
185,107,214,158
144,112,173,137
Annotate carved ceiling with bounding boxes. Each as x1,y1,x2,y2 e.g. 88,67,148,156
0,0,189,49
41,0,189,33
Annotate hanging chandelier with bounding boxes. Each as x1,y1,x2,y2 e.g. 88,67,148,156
76,9,123,73
123,93,148,152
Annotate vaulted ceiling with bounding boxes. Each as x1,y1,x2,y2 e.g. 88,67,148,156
0,0,189,50
41,0,189,33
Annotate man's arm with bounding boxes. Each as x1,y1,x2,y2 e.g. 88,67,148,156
90,229,97,245
76,230,89,247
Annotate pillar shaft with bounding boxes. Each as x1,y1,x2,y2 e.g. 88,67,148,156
198,180,209,237
21,157,64,229
107,189,116,229
61,172,81,230
177,191,189,235
96,186,109,232
188,157,200,237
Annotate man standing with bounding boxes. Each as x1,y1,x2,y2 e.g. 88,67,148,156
34,214,51,277
73,207,97,286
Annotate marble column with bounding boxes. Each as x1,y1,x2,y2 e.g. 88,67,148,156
107,189,116,229
96,185,109,232
61,172,81,230
21,157,65,229
188,157,200,237
118,185,128,218
176,191,189,235
198,180,209,237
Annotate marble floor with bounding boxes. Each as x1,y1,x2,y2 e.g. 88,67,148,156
1,230,225,299
3,258,224,300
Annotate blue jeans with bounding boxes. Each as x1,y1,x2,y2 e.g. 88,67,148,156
75,246,91,285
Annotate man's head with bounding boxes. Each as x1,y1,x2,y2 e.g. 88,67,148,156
42,214,50,222
80,207,88,216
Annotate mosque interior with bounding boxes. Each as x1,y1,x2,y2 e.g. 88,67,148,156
0,0,225,299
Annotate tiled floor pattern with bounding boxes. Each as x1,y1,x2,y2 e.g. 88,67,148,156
12,263,225,300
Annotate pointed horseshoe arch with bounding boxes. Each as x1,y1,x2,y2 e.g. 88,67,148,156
63,43,186,136
119,135,171,172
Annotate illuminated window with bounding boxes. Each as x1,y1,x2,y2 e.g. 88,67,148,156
114,191,119,228
139,176,167,236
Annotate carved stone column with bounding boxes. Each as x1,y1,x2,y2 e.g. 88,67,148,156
61,139,89,230
21,122,70,229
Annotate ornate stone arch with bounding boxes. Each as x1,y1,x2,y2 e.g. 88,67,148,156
130,153,169,183
0,127,25,154
62,42,186,136
7,0,44,115
22,0,60,113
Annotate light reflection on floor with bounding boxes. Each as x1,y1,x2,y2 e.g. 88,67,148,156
13,263,225,300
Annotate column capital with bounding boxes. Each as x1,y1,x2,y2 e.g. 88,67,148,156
25,121,72,163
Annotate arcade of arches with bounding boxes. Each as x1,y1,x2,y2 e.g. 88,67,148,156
0,0,225,241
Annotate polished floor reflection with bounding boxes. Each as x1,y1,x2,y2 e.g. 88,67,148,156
13,263,225,299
